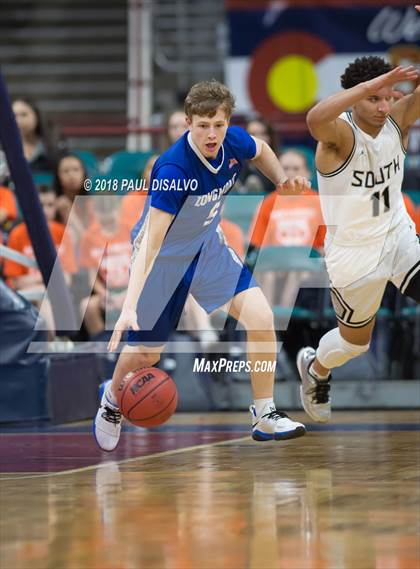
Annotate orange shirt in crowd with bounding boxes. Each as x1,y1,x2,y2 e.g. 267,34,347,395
0,186,17,224
80,221,132,289
220,218,245,259
4,220,77,281
121,192,148,230
249,189,325,249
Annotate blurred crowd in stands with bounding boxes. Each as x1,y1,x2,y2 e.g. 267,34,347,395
0,98,419,376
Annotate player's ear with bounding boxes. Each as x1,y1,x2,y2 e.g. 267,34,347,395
185,115,192,129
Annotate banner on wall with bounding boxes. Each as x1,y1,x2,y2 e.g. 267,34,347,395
225,1,420,118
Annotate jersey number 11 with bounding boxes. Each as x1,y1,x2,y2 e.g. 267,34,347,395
371,186,390,217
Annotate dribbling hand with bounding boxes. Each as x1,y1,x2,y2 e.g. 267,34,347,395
108,307,140,352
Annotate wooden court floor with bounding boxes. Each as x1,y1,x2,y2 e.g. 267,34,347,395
0,410,419,569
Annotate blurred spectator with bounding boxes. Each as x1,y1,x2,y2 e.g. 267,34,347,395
3,186,77,336
246,117,278,147
121,154,158,230
12,98,55,173
54,153,93,246
279,148,313,183
236,117,278,195
79,196,132,338
249,149,324,250
166,109,188,146
248,149,324,307
0,185,18,233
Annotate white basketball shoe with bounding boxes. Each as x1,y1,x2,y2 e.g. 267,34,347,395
297,347,331,423
93,380,124,451
250,402,306,441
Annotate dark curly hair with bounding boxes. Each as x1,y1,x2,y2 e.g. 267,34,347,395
340,56,393,89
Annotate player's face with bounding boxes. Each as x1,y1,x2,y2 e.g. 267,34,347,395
187,108,229,159
354,86,394,130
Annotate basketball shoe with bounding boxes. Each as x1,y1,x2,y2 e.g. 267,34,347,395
250,402,306,441
93,380,123,451
297,347,331,423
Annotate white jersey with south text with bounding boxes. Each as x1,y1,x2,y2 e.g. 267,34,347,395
317,111,408,247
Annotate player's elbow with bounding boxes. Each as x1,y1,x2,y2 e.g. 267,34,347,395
306,108,326,141
306,107,320,134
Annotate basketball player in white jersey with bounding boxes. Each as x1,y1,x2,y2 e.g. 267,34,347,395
296,55,420,422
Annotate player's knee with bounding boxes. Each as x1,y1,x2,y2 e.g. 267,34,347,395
80,296,91,314
126,350,161,371
137,353,161,368
82,294,101,315
145,352,161,367
402,271,420,303
239,310,274,333
248,305,274,332
317,327,369,369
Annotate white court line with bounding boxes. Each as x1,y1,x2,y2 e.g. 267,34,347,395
0,435,250,481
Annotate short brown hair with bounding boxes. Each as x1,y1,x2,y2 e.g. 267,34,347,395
184,80,235,119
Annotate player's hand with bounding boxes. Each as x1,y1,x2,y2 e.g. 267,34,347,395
365,65,419,97
415,5,420,13
277,176,311,195
108,307,139,352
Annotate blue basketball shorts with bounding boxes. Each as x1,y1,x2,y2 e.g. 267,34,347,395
127,231,258,346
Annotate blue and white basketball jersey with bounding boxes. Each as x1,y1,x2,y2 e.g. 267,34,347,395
131,126,256,258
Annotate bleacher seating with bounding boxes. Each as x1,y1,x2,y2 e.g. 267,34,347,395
253,245,326,328
406,189,420,206
223,194,264,235
33,172,54,187
101,150,154,181
73,150,99,177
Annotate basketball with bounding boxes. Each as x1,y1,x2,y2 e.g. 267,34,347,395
117,367,178,427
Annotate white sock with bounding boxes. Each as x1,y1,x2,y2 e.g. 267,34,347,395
309,363,330,381
254,397,275,418
105,383,119,408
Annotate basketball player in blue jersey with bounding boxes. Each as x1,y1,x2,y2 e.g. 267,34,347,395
296,55,419,424
93,80,311,451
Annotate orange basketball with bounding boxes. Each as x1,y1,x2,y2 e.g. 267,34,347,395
117,367,178,427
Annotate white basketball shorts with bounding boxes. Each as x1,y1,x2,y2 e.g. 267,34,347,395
324,216,419,328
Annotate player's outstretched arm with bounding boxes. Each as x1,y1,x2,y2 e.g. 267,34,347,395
390,82,420,140
108,207,174,351
306,65,418,145
251,137,311,194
